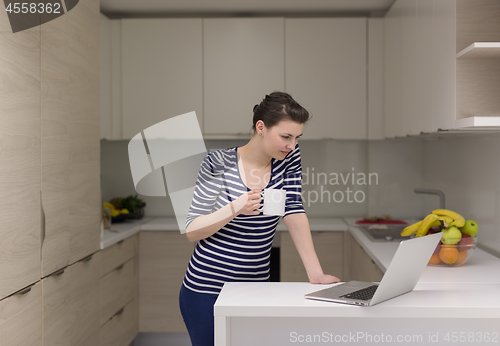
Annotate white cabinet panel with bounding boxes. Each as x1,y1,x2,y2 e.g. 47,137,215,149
203,18,284,136
285,18,367,139
121,19,203,139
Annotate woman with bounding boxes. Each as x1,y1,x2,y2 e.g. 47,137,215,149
179,91,340,346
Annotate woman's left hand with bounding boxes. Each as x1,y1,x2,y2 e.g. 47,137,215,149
309,273,341,284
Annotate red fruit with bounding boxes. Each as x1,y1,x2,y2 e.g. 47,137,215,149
458,233,474,251
428,227,441,235
433,242,442,255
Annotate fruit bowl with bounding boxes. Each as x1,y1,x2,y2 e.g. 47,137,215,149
412,234,477,266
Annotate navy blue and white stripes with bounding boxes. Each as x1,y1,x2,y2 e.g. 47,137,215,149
183,144,305,294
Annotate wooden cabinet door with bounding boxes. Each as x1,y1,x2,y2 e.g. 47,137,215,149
0,282,42,346
285,18,366,139
68,251,101,346
203,18,284,136
41,8,71,278
280,232,344,282
0,7,41,299
121,18,203,139
139,232,193,332
42,268,71,346
349,234,384,282
65,0,101,264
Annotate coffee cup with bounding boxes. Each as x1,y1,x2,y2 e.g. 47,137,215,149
263,188,286,216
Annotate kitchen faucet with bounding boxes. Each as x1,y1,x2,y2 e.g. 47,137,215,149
414,188,445,209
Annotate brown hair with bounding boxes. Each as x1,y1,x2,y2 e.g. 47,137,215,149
252,92,310,131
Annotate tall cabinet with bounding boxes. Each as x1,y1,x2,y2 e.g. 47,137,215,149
0,0,101,344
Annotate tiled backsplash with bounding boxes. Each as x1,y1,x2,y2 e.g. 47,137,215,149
101,134,500,254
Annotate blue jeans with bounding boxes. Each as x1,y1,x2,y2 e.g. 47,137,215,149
179,285,219,346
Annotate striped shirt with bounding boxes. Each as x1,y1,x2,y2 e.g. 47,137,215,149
182,144,305,295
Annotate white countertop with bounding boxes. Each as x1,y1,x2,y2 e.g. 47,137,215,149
101,216,348,249
345,218,500,283
215,281,500,318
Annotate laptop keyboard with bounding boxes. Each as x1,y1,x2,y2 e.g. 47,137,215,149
340,285,378,301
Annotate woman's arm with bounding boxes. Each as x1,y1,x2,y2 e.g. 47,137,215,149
283,213,340,284
186,189,262,242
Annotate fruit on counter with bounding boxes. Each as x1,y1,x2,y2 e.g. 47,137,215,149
120,208,130,214
431,209,465,228
441,226,462,245
458,233,474,251
416,213,440,237
103,202,115,211
455,251,468,265
111,209,120,217
459,220,478,237
400,220,423,236
109,197,124,210
428,253,442,265
439,246,459,264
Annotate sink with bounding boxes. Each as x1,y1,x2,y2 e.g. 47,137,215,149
357,224,411,242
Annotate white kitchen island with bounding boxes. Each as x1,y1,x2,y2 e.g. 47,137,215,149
214,220,500,346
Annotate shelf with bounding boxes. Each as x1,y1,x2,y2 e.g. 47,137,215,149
456,42,500,59
455,116,500,129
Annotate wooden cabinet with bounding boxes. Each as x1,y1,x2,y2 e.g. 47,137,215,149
0,282,42,346
121,18,203,140
203,18,285,136
0,9,41,299
348,233,384,282
384,0,500,136
100,234,138,345
42,268,71,346
285,18,367,139
139,231,193,332
280,232,344,282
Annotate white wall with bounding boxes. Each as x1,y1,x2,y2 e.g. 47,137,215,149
422,133,500,254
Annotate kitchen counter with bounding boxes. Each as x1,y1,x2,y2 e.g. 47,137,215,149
101,216,348,249
214,282,500,346
214,219,500,346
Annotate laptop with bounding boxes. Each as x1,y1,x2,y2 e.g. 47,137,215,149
305,232,442,306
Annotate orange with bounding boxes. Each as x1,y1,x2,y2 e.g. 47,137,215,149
455,250,468,265
428,253,441,265
439,247,459,264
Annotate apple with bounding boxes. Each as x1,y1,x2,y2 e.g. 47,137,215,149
458,233,475,251
441,226,462,245
459,220,478,238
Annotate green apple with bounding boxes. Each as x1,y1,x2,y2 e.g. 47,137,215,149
441,226,462,245
459,220,478,238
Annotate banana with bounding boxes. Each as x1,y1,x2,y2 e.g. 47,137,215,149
416,213,440,237
431,209,465,228
400,220,422,236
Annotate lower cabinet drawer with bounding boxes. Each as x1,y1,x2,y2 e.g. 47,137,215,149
100,258,136,325
100,298,138,346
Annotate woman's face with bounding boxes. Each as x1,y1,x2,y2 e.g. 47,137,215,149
259,119,304,160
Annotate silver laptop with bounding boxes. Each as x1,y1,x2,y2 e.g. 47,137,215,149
305,232,442,306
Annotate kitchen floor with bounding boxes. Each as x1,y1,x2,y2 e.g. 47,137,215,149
132,333,191,346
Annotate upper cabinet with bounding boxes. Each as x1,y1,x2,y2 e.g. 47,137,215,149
104,17,370,140
203,18,284,136
285,18,367,139
384,0,500,137
121,19,203,140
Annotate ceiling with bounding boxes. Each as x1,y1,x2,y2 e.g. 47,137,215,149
101,0,396,18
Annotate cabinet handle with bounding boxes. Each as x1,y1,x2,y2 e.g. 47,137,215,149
117,240,124,245
16,285,33,296
52,268,65,277
82,254,93,262
115,263,124,271
115,307,124,316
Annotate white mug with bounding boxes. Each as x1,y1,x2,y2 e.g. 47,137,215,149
263,189,286,216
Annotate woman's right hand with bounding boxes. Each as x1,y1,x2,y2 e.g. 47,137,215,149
233,189,262,215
